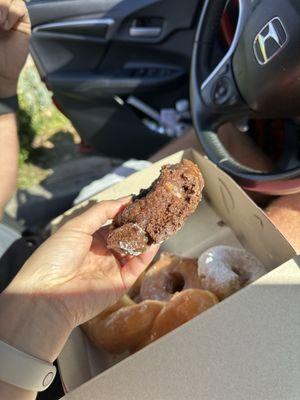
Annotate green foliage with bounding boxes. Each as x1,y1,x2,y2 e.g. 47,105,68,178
16,59,77,188
17,59,75,164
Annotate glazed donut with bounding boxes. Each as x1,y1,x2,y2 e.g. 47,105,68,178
140,252,203,302
107,160,204,256
265,194,300,252
197,245,266,300
82,296,165,354
135,289,218,351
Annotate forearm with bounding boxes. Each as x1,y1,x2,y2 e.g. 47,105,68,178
218,123,274,172
0,379,36,400
0,113,19,218
0,286,71,399
0,293,40,400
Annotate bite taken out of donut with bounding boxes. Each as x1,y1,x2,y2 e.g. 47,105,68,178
134,289,218,352
140,252,203,302
107,160,204,256
197,245,266,300
82,295,165,354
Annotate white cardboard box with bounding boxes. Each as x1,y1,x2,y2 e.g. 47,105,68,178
52,150,300,400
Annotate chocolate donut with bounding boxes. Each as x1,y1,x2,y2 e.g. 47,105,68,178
107,160,204,255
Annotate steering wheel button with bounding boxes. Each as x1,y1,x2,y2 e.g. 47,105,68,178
212,77,231,105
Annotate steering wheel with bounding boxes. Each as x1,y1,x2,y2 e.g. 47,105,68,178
191,0,300,194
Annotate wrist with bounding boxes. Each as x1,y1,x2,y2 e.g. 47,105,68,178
0,77,18,98
0,287,72,363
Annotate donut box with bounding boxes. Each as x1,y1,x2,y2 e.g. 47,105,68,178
53,149,300,400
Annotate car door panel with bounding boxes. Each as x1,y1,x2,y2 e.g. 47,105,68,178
46,67,185,97
29,0,201,159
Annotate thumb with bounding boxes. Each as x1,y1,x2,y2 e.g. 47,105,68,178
61,197,131,236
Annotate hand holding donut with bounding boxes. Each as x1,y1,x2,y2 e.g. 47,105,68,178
0,199,159,366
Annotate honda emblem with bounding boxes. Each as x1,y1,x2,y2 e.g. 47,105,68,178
253,17,287,65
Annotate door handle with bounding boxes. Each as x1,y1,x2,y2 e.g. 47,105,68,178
129,26,162,38
33,18,115,39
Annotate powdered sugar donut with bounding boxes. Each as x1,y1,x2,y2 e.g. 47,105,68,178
197,246,266,300
140,252,203,302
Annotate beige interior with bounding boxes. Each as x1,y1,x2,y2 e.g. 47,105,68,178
53,150,299,399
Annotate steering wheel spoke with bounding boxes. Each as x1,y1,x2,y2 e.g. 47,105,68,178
196,0,254,127
200,58,246,122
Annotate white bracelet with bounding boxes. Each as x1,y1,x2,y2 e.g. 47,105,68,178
0,340,56,392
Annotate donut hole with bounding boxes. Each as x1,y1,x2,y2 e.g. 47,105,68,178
232,267,249,286
166,273,185,294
